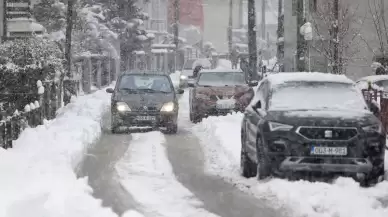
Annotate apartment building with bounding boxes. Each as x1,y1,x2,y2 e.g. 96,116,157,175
281,0,386,79
0,0,44,42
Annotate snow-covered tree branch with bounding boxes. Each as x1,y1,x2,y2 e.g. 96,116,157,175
311,1,366,73
368,0,388,55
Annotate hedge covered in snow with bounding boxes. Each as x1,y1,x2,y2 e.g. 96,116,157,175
0,37,62,95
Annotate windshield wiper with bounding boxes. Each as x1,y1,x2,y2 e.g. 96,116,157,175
138,88,157,93
119,88,138,93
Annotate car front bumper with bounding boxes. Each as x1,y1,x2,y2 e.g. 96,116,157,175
262,131,385,175
194,99,247,115
113,110,177,128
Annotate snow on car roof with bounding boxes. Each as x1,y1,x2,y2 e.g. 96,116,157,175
356,75,388,83
266,72,354,86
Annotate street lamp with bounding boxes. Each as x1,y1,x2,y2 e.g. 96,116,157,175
300,21,312,72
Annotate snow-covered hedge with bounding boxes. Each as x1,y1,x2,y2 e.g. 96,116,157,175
0,37,64,73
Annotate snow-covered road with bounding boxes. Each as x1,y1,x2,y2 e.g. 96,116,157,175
1,67,387,217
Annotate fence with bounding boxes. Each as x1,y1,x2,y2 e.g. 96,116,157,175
361,89,388,134
0,55,119,148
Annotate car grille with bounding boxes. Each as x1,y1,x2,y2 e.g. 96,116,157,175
296,127,358,141
132,106,159,112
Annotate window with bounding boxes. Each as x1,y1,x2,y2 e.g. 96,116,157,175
254,81,269,110
197,72,245,86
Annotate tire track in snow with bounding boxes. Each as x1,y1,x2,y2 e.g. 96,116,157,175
115,131,220,217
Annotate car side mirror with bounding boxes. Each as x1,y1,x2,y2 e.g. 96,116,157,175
248,80,259,87
176,89,184,94
253,100,261,109
106,88,114,94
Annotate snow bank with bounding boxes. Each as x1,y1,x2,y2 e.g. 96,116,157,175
216,59,233,69
169,71,181,89
192,113,243,176
115,132,220,217
192,113,388,217
0,88,118,217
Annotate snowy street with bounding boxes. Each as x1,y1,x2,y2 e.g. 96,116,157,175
78,90,284,217
1,69,388,217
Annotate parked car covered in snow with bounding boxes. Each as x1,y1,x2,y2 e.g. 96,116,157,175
355,75,388,91
188,69,258,123
240,72,386,186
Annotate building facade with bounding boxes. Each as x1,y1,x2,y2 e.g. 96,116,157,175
281,0,386,80
0,0,44,42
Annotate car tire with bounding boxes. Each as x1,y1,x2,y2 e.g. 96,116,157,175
364,163,385,187
241,125,257,178
189,100,202,123
111,115,120,134
256,137,272,180
165,123,178,134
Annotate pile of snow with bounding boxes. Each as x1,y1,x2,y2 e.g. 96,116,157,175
169,71,181,89
216,59,234,70
192,113,388,217
0,88,120,217
115,132,220,217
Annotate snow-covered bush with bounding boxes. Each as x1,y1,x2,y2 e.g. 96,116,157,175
0,37,64,73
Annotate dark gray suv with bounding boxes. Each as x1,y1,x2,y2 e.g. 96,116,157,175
106,72,184,134
241,72,386,186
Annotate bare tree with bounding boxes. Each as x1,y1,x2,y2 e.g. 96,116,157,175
310,1,366,74
368,0,387,56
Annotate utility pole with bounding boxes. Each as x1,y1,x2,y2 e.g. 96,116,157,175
228,0,233,58
333,0,339,74
65,0,74,78
173,0,179,71
296,0,305,71
238,0,244,28
248,0,258,80
62,0,74,105
276,0,283,71
261,0,266,39
2,0,7,42
382,0,385,56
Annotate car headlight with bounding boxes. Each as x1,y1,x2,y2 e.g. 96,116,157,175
116,102,131,112
362,123,383,133
180,75,188,80
161,102,175,112
268,121,293,131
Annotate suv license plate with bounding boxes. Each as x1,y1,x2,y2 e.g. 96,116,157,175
310,147,347,156
135,116,156,121
216,99,235,109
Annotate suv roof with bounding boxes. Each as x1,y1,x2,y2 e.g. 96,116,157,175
265,72,354,86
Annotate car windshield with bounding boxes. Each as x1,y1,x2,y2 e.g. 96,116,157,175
269,81,368,111
197,72,245,86
118,74,173,93
375,80,388,90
